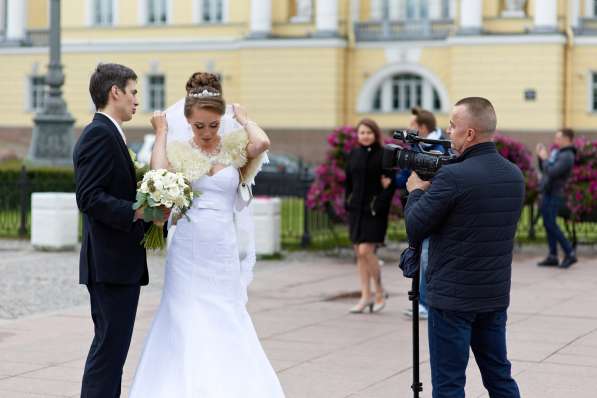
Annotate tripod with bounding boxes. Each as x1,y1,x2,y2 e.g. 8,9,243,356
408,269,423,397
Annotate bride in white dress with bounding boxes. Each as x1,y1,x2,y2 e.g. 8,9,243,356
128,74,285,398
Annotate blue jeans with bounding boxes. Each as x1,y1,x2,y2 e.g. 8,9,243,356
419,238,429,309
540,194,573,256
428,307,520,398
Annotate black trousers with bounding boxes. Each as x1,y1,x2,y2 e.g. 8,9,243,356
81,283,140,398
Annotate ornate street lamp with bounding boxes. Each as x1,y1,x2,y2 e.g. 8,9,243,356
26,0,75,167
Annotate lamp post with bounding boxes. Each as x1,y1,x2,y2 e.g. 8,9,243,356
26,0,75,167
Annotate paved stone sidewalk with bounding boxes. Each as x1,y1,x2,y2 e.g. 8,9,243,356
0,243,597,397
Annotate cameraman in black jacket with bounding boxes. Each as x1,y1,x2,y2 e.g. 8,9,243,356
404,97,524,398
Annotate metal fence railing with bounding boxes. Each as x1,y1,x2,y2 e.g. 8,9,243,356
2,166,596,249
253,172,341,249
0,166,76,238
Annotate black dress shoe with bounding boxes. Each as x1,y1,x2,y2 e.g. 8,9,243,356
537,255,559,266
559,254,577,269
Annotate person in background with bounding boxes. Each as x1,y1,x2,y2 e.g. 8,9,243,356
536,128,578,269
345,118,396,313
396,107,445,321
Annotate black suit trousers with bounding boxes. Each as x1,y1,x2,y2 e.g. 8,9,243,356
80,283,140,398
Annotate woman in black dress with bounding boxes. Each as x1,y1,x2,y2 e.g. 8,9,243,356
345,118,396,313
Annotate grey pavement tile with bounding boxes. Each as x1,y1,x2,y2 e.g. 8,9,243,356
18,366,83,383
545,352,597,367
0,376,80,397
0,391,60,398
0,361,47,378
0,248,596,397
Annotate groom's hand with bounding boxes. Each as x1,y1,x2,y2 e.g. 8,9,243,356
133,207,170,224
134,207,145,222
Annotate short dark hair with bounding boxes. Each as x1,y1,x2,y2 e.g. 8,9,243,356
454,97,497,134
411,107,436,132
89,63,137,110
559,128,574,141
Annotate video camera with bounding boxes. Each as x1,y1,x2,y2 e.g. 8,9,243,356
382,129,457,181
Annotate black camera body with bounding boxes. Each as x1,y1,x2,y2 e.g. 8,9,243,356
382,129,457,181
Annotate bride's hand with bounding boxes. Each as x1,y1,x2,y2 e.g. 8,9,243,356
151,111,168,136
232,104,249,127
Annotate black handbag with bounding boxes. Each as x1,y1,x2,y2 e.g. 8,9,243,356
399,244,421,278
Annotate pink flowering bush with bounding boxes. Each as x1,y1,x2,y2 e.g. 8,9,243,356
493,133,539,205
307,126,403,221
565,138,597,221
306,126,357,220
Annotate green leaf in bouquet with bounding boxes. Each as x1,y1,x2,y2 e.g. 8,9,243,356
147,196,157,207
132,192,147,210
135,191,145,202
133,194,147,210
142,206,160,222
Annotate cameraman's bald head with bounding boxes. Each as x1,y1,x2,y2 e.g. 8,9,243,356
448,97,497,155
455,97,497,136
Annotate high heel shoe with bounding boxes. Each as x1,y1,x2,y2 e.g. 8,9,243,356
372,291,387,313
371,300,386,313
349,300,374,314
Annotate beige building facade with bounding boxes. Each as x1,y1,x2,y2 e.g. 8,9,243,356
1,0,597,162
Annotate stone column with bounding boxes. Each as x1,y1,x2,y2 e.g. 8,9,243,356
533,0,557,32
458,0,482,34
6,0,27,42
249,0,272,38
315,0,339,37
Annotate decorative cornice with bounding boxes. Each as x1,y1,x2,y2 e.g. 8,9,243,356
0,37,348,54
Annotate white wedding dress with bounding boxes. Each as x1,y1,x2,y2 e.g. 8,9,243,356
129,164,285,397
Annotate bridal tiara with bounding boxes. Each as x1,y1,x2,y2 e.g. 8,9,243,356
188,89,220,98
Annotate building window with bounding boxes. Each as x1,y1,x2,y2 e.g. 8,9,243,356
440,0,451,19
200,0,224,23
405,0,428,20
92,0,114,26
147,75,165,111
372,73,442,113
29,75,46,112
592,72,597,112
0,0,6,38
147,0,168,25
371,0,453,21
290,0,312,23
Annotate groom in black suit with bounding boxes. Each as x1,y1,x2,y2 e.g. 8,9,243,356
74,63,165,398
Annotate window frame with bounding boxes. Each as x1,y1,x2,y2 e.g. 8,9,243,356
371,73,442,114
27,75,46,113
91,0,115,26
145,74,166,112
144,0,171,26
589,71,597,113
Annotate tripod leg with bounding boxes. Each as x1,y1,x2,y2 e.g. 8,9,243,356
409,270,423,397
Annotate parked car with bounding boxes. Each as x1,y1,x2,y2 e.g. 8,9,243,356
262,153,314,178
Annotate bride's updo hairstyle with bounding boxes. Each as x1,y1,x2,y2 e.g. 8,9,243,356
184,72,226,117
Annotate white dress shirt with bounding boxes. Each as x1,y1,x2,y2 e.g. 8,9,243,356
97,112,127,144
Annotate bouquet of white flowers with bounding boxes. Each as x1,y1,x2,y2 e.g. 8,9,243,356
133,169,195,250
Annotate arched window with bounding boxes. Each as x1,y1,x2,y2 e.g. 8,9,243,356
371,73,442,113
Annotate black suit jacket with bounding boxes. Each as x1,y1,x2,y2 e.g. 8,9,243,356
405,142,525,313
73,113,148,285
